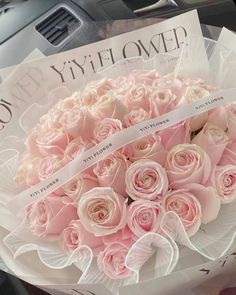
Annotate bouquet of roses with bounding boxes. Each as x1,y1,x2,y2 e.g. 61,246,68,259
0,10,236,295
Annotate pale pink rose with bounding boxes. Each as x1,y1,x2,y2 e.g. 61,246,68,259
93,153,130,196
94,118,122,142
36,129,71,157
59,107,95,139
77,187,127,236
226,105,236,140
178,86,210,131
102,225,133,245
212,165,236,204
25,195,78,238
40,108,66,131
124,84,150,112
63,137,94,162
166,144,212,189
127,200,164,238
128,69,159,86
125,159,168,201
97,241,132,279
183,183,221,224
220,139,236,165
38,156,63,181
150,88,177,117
123,134,167,166
207,106,227,130
79,89,98,108
60,220,103,255
158,120,190,151
191,123,229,164
15,155,40,187
85,78,113,96
154,74,184,99
61,174,98,203
124,108,151,127
111,76,133,96
92,93,128,123
56,95,79,110
25,129,41,157
162,189,202,237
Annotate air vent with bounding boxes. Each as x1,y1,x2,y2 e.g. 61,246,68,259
36,7,81,46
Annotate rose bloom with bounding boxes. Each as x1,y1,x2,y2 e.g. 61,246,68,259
93,153,130,196
128,69,158,86
127,200,164,238
226,105,236,140
162,189,202,237
150,88,177,117
220,139,236,165
166,144,212,189
38,156,63,181
97,241,132,279
179,85,210,131
191,123,229,165
208,106,227,131
153,73,184,99
59,107,95,139
61,174,98,203
94,118,122,142
123,134,167,166
60,220,103,255
124,108,151,127
125,159,168,201
84,78,113,96
25,195,78,238
212,165,236,204
158,120,190,151
79,89,98,108
124,84,150,112
36,129,71,157
56,94,79,110
92,92,128,123
39,108,63,131
77,187,127,236
111,76,133,96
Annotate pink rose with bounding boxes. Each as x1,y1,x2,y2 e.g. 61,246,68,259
25,195,78,238
162,189,201,237
125,159,168,201
102,225,133,245
79,89,98,108
127,200,164,238
158,120,190,151
97,241,132,279
94,118,122,142
92,93,128,123
191,123,229,164
59,107,95,139
220,139,236,165
63,137,94,162
124,108,151,127
208,106,227,130
93,153,129,196
154,74,184,99
56,95,79,110
124,84,150,112
123,134,167,166
128,69,158,86
36,129,71,157
150,88,177,117
38,156,62,181
111,76,133,96
60,220,103,255
212,165,236,204
61,174,98,203
179,85,210,131
77,187,127,236
40,109,63,131
166,144,212,189
226,105,236,140
85,78,113,96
